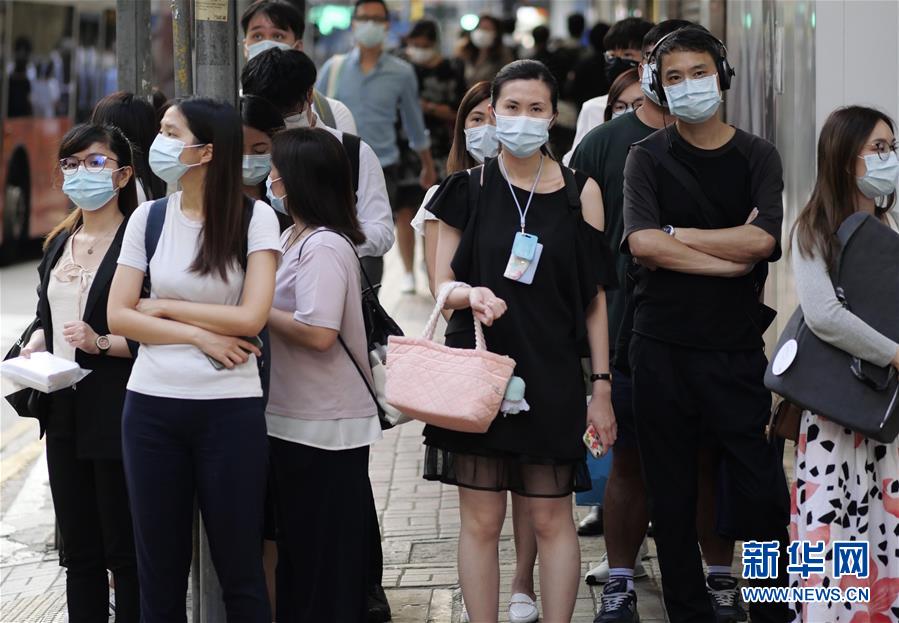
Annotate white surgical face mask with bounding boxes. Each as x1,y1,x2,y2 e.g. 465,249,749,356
663,74,721,124
857,151,899,199
640,62,661,106
242,154,271,186
470,29,495,50
246,39,293,60
355,21,387,48
148,134,205,185
464,124,499,163
266,176,287,214
494,114,551,159
406,46,437,65
284,107,312,129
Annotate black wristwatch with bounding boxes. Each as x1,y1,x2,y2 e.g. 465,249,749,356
590,373,612,384
95,334,111,356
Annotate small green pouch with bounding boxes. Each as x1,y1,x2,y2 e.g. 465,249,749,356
504,376,526,402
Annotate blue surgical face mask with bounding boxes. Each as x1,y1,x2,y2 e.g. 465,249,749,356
149,134,205,185
464,124,499,163
354,21,387,48
640,62,661,106
266,176,287,215
857,151,899,199
247,39,293,60
243,154,271,186
494,114,551,159
663,74,721,124
62,167,121,211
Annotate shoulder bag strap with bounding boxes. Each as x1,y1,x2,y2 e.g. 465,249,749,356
561,166,581,210
327,55,346,99
646,139,717,229
312,89,337,129
341,133,362,194
142,197,168,296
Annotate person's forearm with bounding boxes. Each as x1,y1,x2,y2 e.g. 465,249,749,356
586,291,613,398
268,308,336,352
108,307,202,347
155,300,267,337
424,220,439,298
628,230,751,277
106,335,132,359
675,225,776,263
418,149,435,171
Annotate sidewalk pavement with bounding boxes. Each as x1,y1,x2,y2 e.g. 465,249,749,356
0,249,676,622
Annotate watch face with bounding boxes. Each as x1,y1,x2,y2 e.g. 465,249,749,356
97,335,111,350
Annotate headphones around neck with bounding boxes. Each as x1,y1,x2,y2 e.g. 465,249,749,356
648,26,735,106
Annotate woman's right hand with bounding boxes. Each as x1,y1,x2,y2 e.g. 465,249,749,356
192,329,262,369
892,346,899,372
20,330,46,358
468,287,507,327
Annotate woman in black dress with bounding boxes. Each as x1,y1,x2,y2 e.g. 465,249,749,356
425,60,617,623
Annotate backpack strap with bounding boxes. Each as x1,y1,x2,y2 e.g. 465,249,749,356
326,54,346,99
561,166,581,210
312,89,337,130
142,197,168,296
342,133,362,194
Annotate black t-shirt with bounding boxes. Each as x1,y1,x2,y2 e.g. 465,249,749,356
621,126,784,351
570,111,656,349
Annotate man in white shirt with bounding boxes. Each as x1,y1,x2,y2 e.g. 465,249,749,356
240,0,356,134
241,49,394,270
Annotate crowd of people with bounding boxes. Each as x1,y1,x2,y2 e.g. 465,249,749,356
11,0,898,622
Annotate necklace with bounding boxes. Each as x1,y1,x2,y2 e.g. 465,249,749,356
283,225,310,252
75,222,120,255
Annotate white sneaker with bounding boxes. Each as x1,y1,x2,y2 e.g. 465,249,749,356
584,539,650,585
509,593,539,623
400,272,416,294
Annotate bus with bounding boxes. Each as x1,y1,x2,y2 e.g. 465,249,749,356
0,0,145,264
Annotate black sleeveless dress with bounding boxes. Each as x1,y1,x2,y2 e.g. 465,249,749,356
423,158,617,498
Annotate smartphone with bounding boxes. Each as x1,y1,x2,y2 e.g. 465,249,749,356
583,425,605,459
206,335,264,370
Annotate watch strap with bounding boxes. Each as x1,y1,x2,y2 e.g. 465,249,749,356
590,373,612,383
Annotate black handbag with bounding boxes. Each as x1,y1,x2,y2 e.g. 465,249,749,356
764,213,899,443
3,318,50,429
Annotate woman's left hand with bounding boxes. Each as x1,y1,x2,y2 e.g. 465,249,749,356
586,389,616,453
136,298,168,318
62,321,100,355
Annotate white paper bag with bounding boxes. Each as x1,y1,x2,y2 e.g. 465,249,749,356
1,352,92,394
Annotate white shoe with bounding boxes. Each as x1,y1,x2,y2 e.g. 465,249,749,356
584,539,650,585
400,272,416,294
509,593,539,623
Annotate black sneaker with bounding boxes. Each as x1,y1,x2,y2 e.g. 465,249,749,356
707,575,747,622
368,584,392,623
593,578,640,623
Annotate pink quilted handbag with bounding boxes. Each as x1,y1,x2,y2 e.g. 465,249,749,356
385,282,516,433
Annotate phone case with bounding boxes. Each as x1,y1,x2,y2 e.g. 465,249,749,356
517,244,543,285
583,425,604,458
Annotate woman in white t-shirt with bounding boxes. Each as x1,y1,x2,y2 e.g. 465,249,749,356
264,128,380,620
108,97,280,622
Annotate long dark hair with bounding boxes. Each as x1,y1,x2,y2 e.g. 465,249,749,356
177,97,247,280
47,124,138,249
91,91,166,200
446,81,492,174
604,68,640,122
791,106,897,270
271,129,365,244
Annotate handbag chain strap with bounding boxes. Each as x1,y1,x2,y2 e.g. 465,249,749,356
425,282,486,352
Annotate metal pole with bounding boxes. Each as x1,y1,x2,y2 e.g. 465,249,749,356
193,7,239,621
172,0,194,98
115,0,152,100
195,0,239,105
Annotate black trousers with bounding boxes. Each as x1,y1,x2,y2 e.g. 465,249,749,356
270,437,372,622
630,335,790,623
122,392,270,623
46,431,139,623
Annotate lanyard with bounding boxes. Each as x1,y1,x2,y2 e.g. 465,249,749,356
499,154,544,233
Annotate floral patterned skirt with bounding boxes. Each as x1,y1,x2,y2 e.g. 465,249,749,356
790,411,899,622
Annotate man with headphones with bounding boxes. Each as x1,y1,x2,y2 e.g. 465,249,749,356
620,26,791,623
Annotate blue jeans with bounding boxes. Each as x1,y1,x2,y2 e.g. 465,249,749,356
122,392,270,623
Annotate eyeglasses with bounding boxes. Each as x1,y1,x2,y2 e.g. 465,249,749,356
59,154,120,175
612,99,644,114
355,16,387,24
861,139,899,162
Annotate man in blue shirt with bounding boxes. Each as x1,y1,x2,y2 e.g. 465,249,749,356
317,0,437,294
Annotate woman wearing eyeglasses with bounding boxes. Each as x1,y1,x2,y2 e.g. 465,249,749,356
18,123,141,621
603,68,643,122
789,106,899,622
